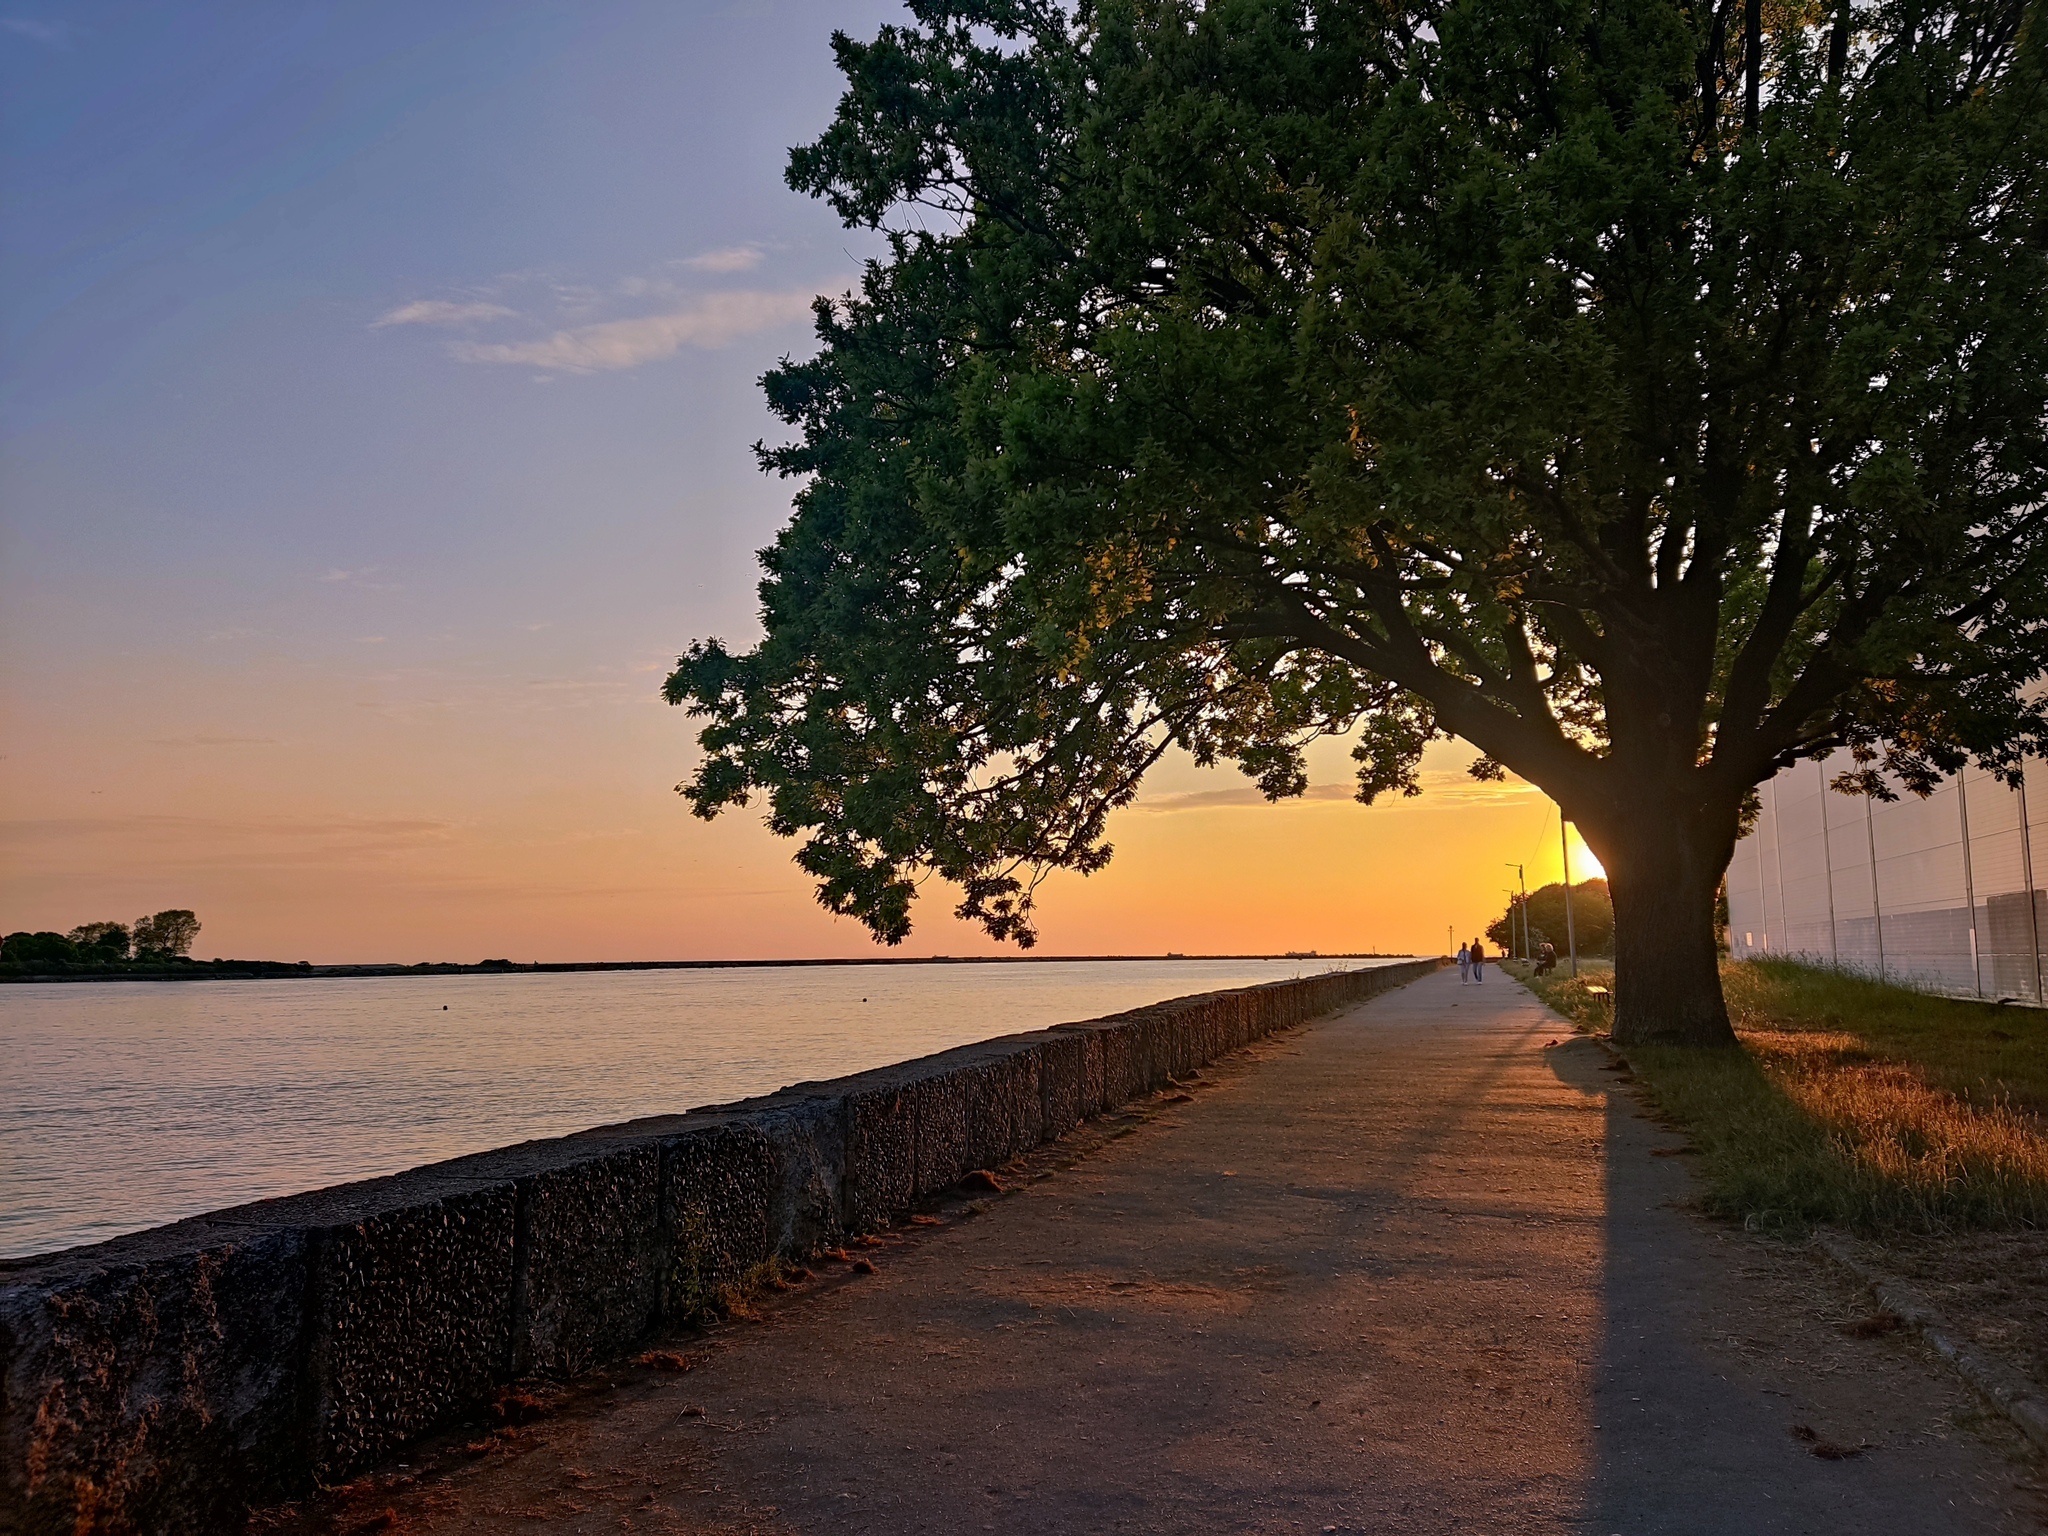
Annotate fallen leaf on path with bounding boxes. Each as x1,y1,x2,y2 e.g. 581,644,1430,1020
1790,1424,1866,1459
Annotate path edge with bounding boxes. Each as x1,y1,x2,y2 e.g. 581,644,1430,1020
1811,1229,2048,1451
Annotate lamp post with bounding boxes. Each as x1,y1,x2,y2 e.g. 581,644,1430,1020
1561,811,1579,979
1505,863,1528,960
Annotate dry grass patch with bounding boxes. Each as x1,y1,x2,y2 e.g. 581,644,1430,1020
1521,958,2048,1234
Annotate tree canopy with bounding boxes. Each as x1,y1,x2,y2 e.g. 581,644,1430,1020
132,909,200,959
68,921,132,960
1489,879,1616,956
670,0,2048,1044
2,912,198,969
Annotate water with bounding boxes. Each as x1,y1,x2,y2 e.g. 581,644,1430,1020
0,957,1406,1261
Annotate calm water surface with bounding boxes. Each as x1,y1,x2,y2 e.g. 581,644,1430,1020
1,957,1405,1259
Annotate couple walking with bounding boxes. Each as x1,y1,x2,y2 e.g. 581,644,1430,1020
1456,940,1488,984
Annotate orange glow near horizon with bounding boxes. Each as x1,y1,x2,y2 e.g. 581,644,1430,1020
0,666,1606,964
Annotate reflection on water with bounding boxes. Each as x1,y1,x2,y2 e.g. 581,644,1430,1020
0,957,1404,1260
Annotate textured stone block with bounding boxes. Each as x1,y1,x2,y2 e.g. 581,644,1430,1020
1136,1010,1180,1093
1096,1018,1148,1106
749,1093,849,1256
1178,1002,1213,1071
839,1069,917,1229
904,1066,971,1197
1220,993,1252,1053
511,1144,661,1379
658,1118,776,1322
962,1041,1042,1166
0,1222,309,1536
302,1178,518,1479
1035,1028,1087,1139
1072,1024,1109,1116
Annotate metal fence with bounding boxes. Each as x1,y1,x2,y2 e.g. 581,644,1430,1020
1726,745,2047,1005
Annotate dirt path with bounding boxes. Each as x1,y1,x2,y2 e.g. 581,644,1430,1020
269,969,2044,1534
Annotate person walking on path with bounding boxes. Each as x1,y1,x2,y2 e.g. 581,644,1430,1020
1470,939,1486,982
1456,942,1471,984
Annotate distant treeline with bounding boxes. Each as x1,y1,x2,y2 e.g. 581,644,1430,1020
2,910,201,976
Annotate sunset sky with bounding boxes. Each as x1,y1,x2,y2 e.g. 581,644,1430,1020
0,0,1599,963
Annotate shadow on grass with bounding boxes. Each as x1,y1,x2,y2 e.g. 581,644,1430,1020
1519,960,2048,1236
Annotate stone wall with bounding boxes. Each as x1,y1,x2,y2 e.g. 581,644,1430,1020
0,960,1441,1534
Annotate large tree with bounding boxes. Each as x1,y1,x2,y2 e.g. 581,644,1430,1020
669,0,2048,1046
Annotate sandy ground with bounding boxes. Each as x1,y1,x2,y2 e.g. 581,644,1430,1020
261,968,2046,1535
1875,1231,2048,1400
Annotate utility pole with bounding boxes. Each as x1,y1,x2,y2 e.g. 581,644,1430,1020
1561,811,1579,978
1505,863,1527,960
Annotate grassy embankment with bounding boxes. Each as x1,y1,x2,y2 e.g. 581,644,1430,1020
1516,958,2048,1235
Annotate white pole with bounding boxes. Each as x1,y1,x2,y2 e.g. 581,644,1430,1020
1817,756,1839,963
1958,768,1982,996
1865,792,1885,979
1768,778,1790,953
1562,811,1578,979
2018,767,2042,1004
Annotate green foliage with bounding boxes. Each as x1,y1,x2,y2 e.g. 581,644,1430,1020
3,914,198,970
1489,878,1614,955
2,931,84,966
67,921,131,961
131,909,201,958
671,0,2048,953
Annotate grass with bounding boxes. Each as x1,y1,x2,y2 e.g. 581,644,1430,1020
1518,958,2048,1235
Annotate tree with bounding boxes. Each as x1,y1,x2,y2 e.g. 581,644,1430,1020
67,921,131,961
132,909,200,958
3,931,82,966
669,0,2048,1046
1488,880,1614,956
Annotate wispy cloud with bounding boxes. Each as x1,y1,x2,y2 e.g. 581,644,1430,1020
319,567,401,591
0,15,66,45
372,299,516,329
148,735,280,748
0,814,456,869
682,244,765,273
452,289,817,373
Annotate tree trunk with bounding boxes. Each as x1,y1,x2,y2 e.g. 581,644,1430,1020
1598,812,1740,1049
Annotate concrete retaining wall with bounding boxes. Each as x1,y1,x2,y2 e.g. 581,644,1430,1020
0,959,1440,1534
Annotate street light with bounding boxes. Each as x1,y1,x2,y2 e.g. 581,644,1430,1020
1504,862,1528,960
1560,810,1579,978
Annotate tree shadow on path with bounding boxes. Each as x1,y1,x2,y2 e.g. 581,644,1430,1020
1543,1033,2035,1535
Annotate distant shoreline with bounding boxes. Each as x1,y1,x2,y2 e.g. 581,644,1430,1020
1,952,1410,984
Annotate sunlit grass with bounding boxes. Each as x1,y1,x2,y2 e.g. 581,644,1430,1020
1519,959,2048,1234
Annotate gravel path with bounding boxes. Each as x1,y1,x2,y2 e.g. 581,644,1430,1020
268,968,2044,1534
